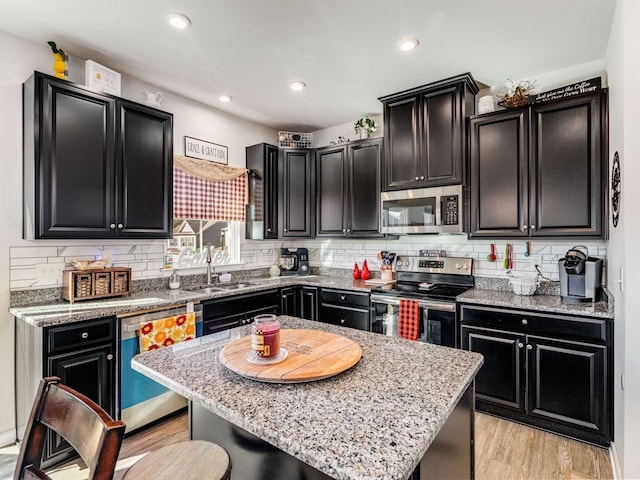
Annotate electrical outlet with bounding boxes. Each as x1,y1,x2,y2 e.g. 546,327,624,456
619,268,624,292
36,263,65,280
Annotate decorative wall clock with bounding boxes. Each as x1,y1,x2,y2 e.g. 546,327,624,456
611,151,621,228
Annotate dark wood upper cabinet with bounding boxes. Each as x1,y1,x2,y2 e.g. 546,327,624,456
23,72,173,239
316,139,383,238
469,92,605,238
530,94,603,237
279,148,314,238
469,109,529,237
117,101,173,238
379,73,478,191
246,143,279,239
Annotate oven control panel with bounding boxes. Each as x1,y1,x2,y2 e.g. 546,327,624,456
396,256,472,274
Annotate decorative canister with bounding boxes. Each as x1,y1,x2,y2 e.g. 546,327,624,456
478,95,495,114
251,314,280,358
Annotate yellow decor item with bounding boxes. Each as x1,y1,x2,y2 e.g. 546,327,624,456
48,41,67,80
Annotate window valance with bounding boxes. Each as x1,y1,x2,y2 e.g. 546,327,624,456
173,155,247,221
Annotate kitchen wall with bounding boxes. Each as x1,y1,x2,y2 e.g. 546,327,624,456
0,29,275,445
605,0,640,477
10,236,606,290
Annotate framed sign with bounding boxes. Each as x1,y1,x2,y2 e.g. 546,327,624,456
184,136,228,164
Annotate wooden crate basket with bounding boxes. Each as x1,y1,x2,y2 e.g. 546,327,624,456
63,267,132,303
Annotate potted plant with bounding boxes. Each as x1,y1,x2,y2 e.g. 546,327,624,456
354,116,377,139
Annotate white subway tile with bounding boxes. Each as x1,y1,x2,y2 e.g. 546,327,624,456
10,246,58,258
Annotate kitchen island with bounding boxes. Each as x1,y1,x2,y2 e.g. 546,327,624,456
132,316,483,480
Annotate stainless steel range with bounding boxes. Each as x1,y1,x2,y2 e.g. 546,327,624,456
370,255,473,348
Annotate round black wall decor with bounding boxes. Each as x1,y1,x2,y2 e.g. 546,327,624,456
611,151,621,228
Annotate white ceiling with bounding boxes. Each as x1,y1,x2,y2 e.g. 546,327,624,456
0,0,616,131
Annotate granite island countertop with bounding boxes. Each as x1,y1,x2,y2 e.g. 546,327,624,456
10,276,372,327
457,288,613,319
131,316,484,480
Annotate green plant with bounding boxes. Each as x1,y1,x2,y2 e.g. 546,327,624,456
354,116,377,134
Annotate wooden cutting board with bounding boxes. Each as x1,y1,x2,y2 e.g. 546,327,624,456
219,329,362,383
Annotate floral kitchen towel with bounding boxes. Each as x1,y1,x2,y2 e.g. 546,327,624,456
139,311,196,352
398,299,420,341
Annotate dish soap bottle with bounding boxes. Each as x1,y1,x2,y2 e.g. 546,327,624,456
169,270,180,290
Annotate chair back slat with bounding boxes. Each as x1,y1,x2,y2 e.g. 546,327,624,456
14,377,125,480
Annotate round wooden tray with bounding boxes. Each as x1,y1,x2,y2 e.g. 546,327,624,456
219,329,362,383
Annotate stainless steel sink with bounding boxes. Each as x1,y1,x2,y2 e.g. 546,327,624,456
185,283,254,293
215,283,253,290
186,286,224,294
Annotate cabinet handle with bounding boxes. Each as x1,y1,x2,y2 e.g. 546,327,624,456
521,224,528,230
117,223,123,229
518,342,524,348
284,228,288,232
530,225,536,229
526,344,533,350
343,229,346,233
420,175,425,180
340,295,346,300
346,228,351,233
107,354,114,361
81,332,89,339
414,176,420,181
110,223,116,229
340,319,346,324
521,319,528,325
267,228,272,232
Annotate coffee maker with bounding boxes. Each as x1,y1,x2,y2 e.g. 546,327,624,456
558,246,603,303
278,248,310,276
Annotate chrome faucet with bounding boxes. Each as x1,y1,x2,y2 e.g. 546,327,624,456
206,243,213,285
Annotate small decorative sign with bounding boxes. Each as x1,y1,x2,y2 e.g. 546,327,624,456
184,136,228,164
528,77,601,105
85,60,121,96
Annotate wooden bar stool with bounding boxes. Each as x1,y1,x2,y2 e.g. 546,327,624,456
121,439,231,480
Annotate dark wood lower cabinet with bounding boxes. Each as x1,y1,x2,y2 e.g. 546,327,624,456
459,304,612,446
46,345,115,461
202,290,280,333
299,286,319,321
318,288,370,331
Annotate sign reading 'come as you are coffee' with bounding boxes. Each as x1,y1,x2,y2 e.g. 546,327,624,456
185,136,228,164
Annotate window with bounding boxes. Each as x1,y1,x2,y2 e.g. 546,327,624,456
165,220,241,269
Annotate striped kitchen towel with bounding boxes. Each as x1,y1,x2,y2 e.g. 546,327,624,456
398,299,420,341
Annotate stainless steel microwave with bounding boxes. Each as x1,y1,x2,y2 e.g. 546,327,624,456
381,185,465,234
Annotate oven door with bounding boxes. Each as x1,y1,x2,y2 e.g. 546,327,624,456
370,294,457,347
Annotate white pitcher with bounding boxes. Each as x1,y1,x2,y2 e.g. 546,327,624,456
143,90,163,105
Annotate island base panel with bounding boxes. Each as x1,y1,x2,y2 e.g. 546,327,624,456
190,403,332,480
189,384,474,480
418,383,474,480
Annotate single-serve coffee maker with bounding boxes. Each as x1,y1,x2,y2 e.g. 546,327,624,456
278,248,310,276
558,246,603,303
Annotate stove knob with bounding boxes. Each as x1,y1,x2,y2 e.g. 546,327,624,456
456,263,461,269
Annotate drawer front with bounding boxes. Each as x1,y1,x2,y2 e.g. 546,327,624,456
458,304,608,343
320,288,370,308
203,289,279,320
47,317,115,354
319,304,370,331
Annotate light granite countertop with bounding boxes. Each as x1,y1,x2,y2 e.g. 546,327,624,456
9,276,371,327
457,288,613,319
131,316,484,480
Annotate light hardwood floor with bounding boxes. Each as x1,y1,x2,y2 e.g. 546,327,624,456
0,412,613,480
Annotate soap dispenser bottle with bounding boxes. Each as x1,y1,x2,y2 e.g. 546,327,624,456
169,270,180,290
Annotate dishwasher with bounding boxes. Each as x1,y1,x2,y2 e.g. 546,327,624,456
119,302,202,433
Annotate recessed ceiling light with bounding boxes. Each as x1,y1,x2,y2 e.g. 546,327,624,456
289,81,306,91
168,13,191,30
218,94,232,103
399,38,419,52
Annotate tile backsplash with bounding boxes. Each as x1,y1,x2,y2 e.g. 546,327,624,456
9,236,606,290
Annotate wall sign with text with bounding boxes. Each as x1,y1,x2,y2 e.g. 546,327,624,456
184,136,228,164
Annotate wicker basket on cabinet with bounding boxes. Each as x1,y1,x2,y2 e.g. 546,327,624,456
63,267,132,303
